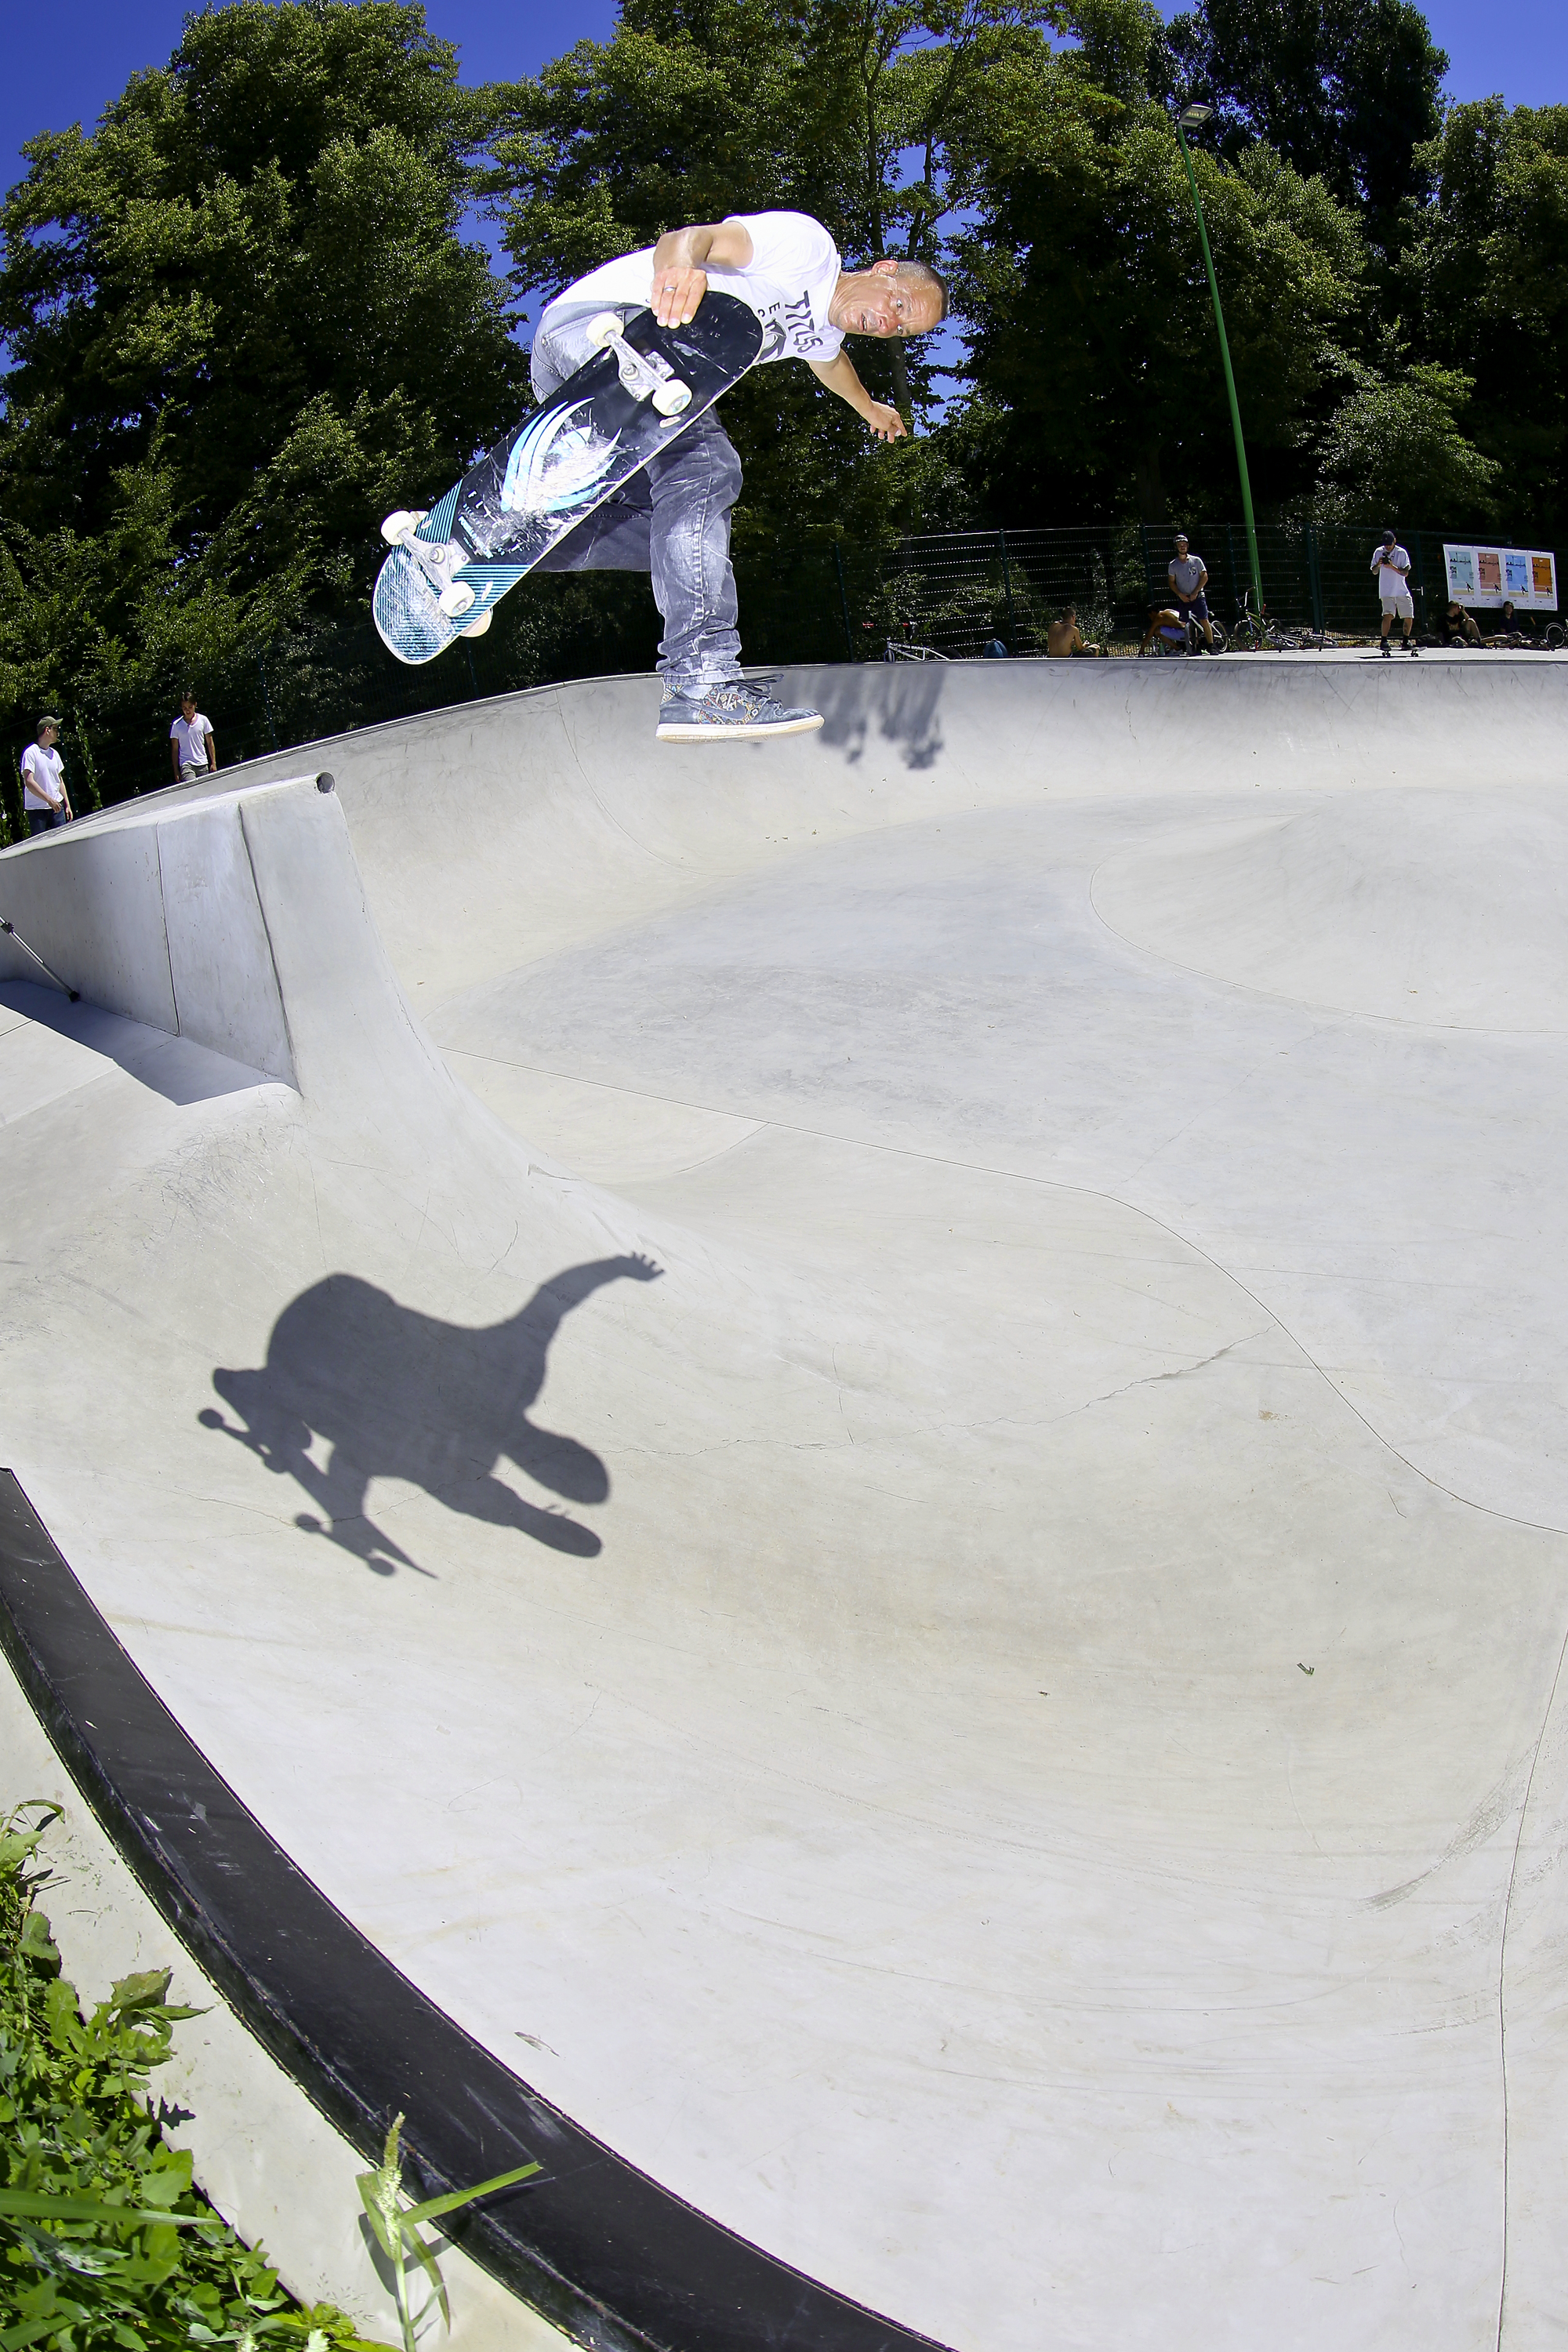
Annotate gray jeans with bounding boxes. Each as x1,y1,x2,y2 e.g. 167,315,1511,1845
530,308,744,697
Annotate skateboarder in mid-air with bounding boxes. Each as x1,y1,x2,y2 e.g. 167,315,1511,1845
529,212,946,742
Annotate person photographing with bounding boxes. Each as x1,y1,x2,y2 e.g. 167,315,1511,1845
1371,530,1419,656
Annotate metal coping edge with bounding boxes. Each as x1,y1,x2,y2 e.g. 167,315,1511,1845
0,1470,950,2352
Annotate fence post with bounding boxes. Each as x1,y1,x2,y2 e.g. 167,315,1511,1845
1410,533,1428,635
1225,524,1240,616
1306,524,1326,634
999,528,1017,651
1140,523,1152,610
833,541,855,660
256,652,280,752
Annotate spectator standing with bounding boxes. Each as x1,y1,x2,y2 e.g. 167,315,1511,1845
170,691,217,782
1371,530,1419,656
1167,535,1216,652
1047,607,1106,658
20,717,71,836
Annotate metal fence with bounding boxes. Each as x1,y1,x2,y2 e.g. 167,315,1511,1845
851,522,1568,659
6,519,1560,839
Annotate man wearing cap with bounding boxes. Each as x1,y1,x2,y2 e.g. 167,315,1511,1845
1167,535,1216,652
20,717,72,836
1370,530,1419,656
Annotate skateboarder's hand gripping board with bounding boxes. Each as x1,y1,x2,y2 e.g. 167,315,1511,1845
372,295,764,666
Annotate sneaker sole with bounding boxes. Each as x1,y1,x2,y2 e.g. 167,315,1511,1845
655,713,826,742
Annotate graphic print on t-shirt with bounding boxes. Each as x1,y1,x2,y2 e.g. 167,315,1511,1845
755,290,830,361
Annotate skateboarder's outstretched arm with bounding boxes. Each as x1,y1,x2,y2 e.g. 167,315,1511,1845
808,350,907,442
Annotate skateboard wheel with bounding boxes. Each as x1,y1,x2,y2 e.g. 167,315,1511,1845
438,581,476,618
459,608,492,638
585,312,622,350
380,508,426,546
652,380,691,416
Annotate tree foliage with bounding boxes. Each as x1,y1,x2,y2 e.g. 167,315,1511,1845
946,0,1368,518
1401,102,1568,539
0,0,524,786
1164,0,1447,249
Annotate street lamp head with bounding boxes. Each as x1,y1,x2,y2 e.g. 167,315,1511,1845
1179,103,1214,129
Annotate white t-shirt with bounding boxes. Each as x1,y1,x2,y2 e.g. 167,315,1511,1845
21,742,64,811
540,212,844,368
1372,544,1411,595
171,713,213,768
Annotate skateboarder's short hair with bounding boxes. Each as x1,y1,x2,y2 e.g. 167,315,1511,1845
888,259,949,323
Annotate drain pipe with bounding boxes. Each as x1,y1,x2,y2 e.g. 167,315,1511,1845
0,919,80,1001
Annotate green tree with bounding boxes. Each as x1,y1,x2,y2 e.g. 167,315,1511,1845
0,0,526,794
1403,101,1568,539
1308,357,1501,522
483,0,1060,537
1163,0,1447,252
945,2,1367,521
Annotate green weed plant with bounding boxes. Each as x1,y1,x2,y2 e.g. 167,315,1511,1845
0,1801,389,2352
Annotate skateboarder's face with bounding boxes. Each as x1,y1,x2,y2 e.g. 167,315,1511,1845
829,260,943,339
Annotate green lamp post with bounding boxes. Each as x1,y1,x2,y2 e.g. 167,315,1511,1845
1174,102,1265,619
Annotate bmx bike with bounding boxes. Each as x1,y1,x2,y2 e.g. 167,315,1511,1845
1229,589,1329,652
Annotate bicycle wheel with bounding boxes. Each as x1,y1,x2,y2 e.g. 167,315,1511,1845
1547,622,1566,652
1210,619,1229,654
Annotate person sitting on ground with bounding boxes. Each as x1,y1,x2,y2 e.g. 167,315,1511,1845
1486,600,1534,647
170,691,217,782
1167,534,1217,652
1140,605,1190,655
1047,606,1106,658
1439,601,1483,648
20,715,71,836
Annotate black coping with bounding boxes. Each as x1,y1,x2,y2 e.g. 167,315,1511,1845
0,1471,952,2352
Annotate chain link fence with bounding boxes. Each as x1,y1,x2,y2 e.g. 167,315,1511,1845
5,520,1560,840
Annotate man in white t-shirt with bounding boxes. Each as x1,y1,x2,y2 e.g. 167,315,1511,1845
529,212,946,742
20,716,71,837
1370,529,1419,656
170,692,218,781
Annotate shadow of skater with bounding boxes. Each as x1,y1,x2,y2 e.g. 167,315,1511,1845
199,1255,661,1575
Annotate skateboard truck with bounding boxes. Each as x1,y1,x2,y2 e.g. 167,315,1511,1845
584,314,692,421
379,510,480,617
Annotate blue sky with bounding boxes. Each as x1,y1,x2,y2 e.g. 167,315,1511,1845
5,0,1564,211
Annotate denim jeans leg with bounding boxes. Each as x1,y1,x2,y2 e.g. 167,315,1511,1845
645,411,743,697
531,314,743,697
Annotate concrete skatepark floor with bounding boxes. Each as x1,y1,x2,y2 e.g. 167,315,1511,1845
2,652,1567,2350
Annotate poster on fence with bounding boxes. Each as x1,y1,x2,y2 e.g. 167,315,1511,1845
1444,543,1558,610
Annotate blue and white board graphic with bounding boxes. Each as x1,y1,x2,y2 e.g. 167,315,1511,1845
372,296,763,668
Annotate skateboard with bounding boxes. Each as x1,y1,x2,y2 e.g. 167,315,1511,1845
372,293,764,666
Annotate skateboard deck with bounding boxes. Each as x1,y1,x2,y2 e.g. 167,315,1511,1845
372,293,763,666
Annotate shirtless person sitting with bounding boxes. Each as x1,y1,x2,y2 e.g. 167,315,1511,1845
1140,604,1190,655
1046,606,1105,658
1439,601,1482,648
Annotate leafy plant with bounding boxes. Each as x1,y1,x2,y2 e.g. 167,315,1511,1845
0,1799,391,2352
355,2117,539,2352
